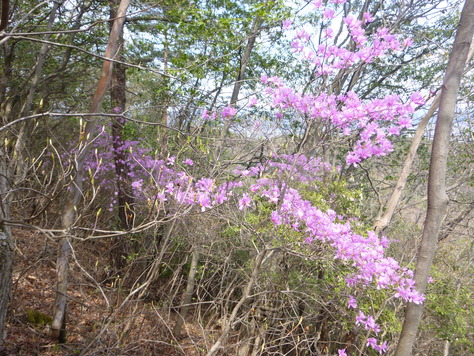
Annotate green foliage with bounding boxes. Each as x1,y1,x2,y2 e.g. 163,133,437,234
424,267,474,352
26,309,52,326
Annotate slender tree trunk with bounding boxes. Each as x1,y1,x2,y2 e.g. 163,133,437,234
0,42,13,108
394,1,474,355
109,0,135,275
374,95,440,234
173,248,200,336
0,147,13,348
229,16,262,108
215,16,262,158
12,1,59,181
374,44,474,234
51,0,131,341
0,0,9,32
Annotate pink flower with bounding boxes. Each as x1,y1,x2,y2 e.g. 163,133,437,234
363,12,374,23
410,92,425,105
367,337,378,348
410,292,426,304
348,295,357,309
157,191,167,202
346,152,361,166
322,8,335,19
338,349,347,356
365,315,381,333
355,311,366,325
249,96,258,107
239,193,252,210
324,28,334,38
197,192,211,211
196,178,214,192
344,15,357,28
271,211,283,225
131,180,142,189
221,106,237,118
183,158,194,166
296,29,311,42
374,341,388,354
282,19,292,30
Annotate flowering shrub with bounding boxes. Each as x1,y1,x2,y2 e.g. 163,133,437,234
63,0,428,353
77,129,423,352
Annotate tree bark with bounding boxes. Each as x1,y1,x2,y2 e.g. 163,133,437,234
394,1,474,355
173,248,200,336
0,0,9,32
0,146,13,348
51,0,131,342
109,0,135,275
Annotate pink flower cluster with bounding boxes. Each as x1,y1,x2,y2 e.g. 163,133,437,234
263,81,423,165
291,2,410,71
233,154,424,352
201,105,237,122
276,1,424,166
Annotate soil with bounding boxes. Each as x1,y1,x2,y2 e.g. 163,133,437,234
2,228,209,356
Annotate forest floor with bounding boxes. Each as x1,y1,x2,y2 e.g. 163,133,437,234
2,227,209,356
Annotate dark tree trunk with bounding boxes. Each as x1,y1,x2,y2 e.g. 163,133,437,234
110,0,135,271
0,147,13,348
51,0,131,342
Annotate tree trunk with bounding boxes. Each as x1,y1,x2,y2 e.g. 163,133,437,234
0,147,13,348
12,1,59,182
374,95,440,234
374,44,474,234
173,248,200,336
215,16,262,158
109,0,134,274
394,1,474,355
51,0,131,342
